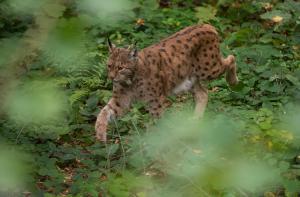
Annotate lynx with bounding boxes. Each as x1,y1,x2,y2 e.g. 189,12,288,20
95,24,238,141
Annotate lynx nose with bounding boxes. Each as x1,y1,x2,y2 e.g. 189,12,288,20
109,73,116,80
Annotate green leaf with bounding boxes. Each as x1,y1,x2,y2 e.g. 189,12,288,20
100,90,112,103
259,121,272,130
195,5,217,23
279,161,290,171
43,2,66,18
69,89,89,105
236,44,281,64
217,0,234,7
279,0,300,16
285,74,300,86
283,179,300,193
225,28,254,46
260,10,292,23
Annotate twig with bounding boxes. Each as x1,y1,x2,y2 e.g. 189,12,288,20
15,125,25,143
113,119,127,171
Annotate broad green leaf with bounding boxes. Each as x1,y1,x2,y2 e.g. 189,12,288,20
283,180,300,193
217,0,234,7
225,28,255,46
285,74,300,86
43,2,65,18
261,10,292,23
259,121,272,130
195,5,217,23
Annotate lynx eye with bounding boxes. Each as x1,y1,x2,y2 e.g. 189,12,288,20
107,63,113,68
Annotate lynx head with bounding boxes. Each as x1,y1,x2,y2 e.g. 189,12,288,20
107,37,138,87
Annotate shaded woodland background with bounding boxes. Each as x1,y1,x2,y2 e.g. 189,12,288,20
0,0,300,196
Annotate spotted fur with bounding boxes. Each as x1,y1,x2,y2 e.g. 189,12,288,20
95,24,238,141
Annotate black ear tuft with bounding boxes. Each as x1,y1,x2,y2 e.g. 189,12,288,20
107,36,114,52
129,41,138,59
129,48,138,60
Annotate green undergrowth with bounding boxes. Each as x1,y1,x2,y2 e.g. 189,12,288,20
0,0,300,196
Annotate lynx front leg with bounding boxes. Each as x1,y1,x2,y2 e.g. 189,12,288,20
95,86,132,142
95,104,115,142
193,84,208,118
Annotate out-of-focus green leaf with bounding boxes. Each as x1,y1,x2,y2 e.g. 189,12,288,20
195,5,217,23
261,10,292,23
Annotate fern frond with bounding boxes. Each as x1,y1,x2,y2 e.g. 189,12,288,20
69,89,89,105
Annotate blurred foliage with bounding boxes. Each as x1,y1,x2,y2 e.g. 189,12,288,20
0,0,300,196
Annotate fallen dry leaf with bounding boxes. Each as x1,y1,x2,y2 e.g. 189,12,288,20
136,18,145,25
209,87,219,93
192,149,202,154
272,16,283,23
263,3,273,11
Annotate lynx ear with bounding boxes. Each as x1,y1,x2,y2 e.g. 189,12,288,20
129,48,138,60
107,36,115,53
129,41,138,60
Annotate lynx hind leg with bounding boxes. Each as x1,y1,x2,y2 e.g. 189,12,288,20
193,83,208,118
222,55,239,86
